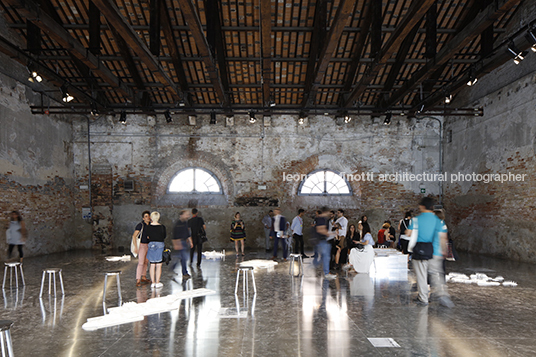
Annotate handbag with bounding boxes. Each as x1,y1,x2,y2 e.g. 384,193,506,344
356,243,365,250
412,242,433,260
131,223,143,258
199,228,208,243
162,248,172,265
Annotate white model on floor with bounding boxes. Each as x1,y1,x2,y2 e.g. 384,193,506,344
82,288,216,330
446,272,517,287
105,255,131,262
202,250,225,260
348,245,375,273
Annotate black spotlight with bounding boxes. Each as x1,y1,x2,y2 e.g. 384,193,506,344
60,84,74,102
526,29,536,52
384,113,392,125
119,111,127,124
249,111,256,123
507,41,528,65
165,110,172,123
90,102,99,116
210,111,217,124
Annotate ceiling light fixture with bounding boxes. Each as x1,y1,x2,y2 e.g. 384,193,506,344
165,110,172,123
90,102,99,116
119,111,127,124
344,112,351,123
526,29,536,52
298,111,307,125
60,84,74,102
507,41,527,65
249,111,256,123
466,68,478,86
28,70,42,83
444,94,452,104
384,113,392,125
210,111,217,124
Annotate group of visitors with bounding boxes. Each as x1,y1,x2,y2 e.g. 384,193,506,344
131,208,205,289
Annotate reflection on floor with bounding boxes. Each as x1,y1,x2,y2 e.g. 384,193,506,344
1,249,535,356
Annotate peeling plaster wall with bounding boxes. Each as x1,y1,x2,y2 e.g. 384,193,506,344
444,55,536,262
0,72,86,258
73,114,441,250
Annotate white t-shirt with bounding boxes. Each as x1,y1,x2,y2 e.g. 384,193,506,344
336,216,348,237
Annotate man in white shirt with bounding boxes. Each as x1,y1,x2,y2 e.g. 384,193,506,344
291,209,308,258
335,209,348,238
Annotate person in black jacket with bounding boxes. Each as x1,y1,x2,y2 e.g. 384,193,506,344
188,208,206,268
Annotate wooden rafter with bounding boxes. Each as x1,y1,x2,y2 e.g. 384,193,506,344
341,0,372,102
259,0,272,107
149,0,161,56
4,0,132,100
378,21,421,108
344,0,436,107
302,0,355,107
160,0,190,106
382,0,521,109
204,0,231,106
92,0,181,101
177,0,229,106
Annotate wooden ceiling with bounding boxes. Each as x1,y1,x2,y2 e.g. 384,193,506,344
0,0,527,116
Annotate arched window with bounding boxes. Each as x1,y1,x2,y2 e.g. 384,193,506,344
298,170,351,195
168,168,223,194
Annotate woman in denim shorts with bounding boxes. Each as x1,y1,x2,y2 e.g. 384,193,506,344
145,211,167,289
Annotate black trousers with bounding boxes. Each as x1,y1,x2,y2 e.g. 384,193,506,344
293,233,304,255
8,244,23,258
190,240,203,266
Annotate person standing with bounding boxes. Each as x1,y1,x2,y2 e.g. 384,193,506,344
131,210,152,287
230,212,246,256
335,209,348,238
270,208,288,261
398,211,412,255
262,210,273,252
407,197,453,307
6,211,26,263
145,211,167,289
314,207,337,279
291,209,307,258
172,210,193,280
188,208,206,268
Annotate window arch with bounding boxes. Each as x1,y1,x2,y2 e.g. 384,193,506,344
168,167,223,194
298,169,351,196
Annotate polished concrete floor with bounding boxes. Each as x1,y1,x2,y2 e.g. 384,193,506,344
1,248,535,356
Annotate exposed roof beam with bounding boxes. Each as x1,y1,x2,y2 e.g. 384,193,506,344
177,0,229,106
108,26,152,107
11,23,505,34
382,0,521,109
149,0,161,56
301,0,326,107
88,1,101,55
259,0,272,107
204,0,231,106
424,3,437,59
161,0,190,106
4,0,133,100
378,22,421,108
344,0,436,107
341,0,372,98
91,0,181,100
0,34,105,107
302,0,355,107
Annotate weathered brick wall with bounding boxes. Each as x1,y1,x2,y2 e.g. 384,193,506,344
0,74,88,258
444,62,536,262
73,114,441,250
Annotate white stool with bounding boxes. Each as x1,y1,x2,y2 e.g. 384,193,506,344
103,271,122,305
39,268,64,297
0,320,14,357
234,266,256,294
2,263,25,289
288,253,303,276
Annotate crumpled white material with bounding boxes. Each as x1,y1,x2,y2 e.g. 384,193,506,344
105,255,131,262
447,272,517,287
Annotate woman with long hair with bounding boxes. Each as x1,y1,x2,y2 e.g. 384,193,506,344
230,212,246,256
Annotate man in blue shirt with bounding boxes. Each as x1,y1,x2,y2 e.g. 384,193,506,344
407,197,453,307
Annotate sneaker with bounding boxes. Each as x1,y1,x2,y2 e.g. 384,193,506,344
413,297,429,306
183,274,191,280
140,277,151,284
155,282,163,288
324,273,337,280
438,296,454,308
151,283,156,288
